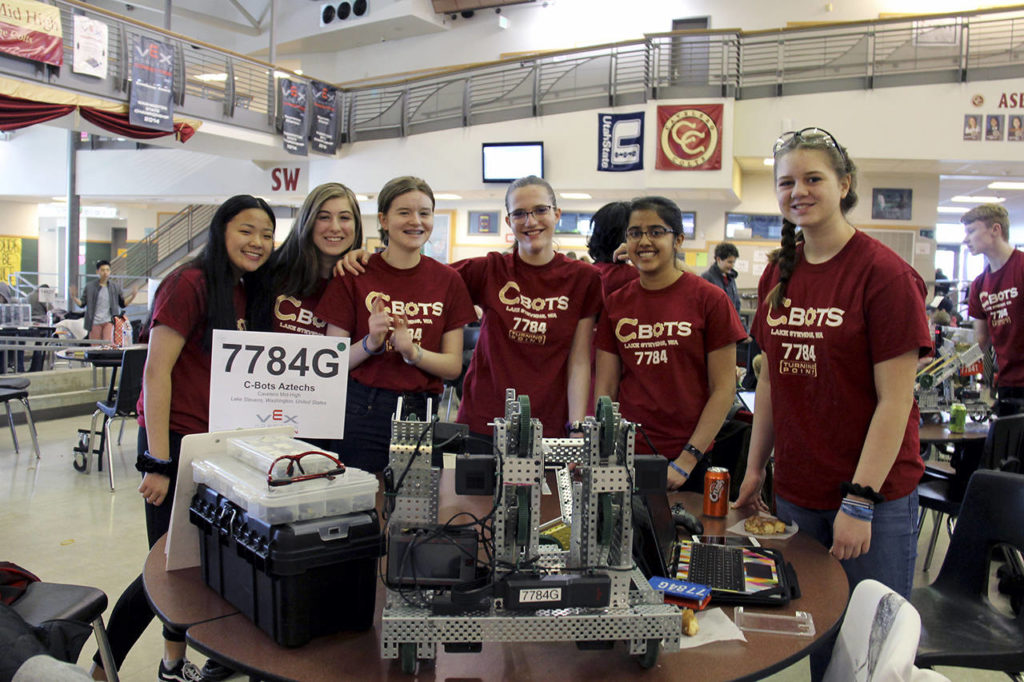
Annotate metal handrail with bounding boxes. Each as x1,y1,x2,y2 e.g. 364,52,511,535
109,204,216,281
3,2,1024,144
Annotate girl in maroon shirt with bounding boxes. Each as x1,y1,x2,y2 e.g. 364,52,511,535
734,128,929,622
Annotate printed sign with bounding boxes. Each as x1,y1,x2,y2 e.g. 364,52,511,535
0,0,63,66
129,36,174,132
656,104,723,171
280,78,308,156
597,112,644,172
209,330,349,439
310,80,339,155
72,15,108,78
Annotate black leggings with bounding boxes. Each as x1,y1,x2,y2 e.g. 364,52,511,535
93,428,186,671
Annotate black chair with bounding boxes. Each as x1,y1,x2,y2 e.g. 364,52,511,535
0,378,40,460
917,414,1024,571
87,347,146,491
442,324,481,422
10,581,119,682
910,470,1024,677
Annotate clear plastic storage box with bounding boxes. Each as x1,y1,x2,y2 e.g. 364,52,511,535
227,434,341,479
192,441,377,525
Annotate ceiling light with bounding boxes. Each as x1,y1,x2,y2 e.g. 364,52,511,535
560,192,591,200
434,193,462,200
950,195,1004,203
987,181,1024,190
51,196,67,202
355,194,370,201
937,206,969,214
195,73,228,82
762,158,774,166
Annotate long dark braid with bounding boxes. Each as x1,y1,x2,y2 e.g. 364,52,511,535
766,219,799,311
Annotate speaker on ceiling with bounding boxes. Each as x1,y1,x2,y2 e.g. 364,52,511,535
353,0,368,17
320,3,335,24
337,2,351,19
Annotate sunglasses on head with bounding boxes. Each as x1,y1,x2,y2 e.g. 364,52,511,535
772,127,848,163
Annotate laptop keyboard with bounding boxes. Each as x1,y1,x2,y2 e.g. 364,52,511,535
688,543,746,591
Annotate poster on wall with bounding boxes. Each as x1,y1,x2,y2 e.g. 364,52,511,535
1009,115,1023,141
597,112,644,172
963,114,981,141
310,80,338,155
280,79,309,156
468,211,499,235
0,0,63,66
871,188,912,221
656,104,722,171
72,15,108,78
129,36,174,132
0,238,22,287
985,115,1005,141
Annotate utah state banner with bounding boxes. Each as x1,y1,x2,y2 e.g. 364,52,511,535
656,104,723,171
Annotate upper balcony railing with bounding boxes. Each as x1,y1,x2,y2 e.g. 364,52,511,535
2,1,1023,146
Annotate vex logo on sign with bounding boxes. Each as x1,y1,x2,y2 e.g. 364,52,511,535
257,409,298,424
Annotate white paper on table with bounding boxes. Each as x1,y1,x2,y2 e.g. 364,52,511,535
677,607,747,649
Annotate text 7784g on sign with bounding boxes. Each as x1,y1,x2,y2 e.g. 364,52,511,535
209,330,349,439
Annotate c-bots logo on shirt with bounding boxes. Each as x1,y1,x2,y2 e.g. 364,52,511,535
766,298,845,328
656,104,723,171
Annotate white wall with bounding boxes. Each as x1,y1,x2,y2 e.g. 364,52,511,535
276,0,1019,83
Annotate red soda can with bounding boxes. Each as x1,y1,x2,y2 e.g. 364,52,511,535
703,467,730,518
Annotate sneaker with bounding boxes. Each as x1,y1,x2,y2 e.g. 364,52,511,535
199,659,235,682
158,658,203,682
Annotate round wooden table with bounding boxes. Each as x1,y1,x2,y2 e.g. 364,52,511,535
145,472,848,682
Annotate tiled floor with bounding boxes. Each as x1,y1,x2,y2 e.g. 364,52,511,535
0,414,1012,681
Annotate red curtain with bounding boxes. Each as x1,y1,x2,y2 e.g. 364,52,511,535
0,93,195,142
0,93,74,131
80,107,196,143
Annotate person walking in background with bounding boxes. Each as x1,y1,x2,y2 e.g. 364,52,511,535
701,241,742,317
71,260,138,342
963,203,1024,416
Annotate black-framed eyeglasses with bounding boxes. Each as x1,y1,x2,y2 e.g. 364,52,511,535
509,205,554,223
772,127,847,162
625,226,674,241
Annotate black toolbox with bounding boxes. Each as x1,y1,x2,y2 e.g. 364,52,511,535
189,483,382,647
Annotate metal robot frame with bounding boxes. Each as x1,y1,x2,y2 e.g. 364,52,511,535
379,389,682,673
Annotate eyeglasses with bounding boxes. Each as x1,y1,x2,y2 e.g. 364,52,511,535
772,127,848,162
625,226,674,241
509,205,554,223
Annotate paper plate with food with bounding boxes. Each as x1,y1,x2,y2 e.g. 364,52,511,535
727,514,798,540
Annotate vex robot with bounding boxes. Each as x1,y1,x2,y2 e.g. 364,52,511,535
916,326,989,420
380,390,682,673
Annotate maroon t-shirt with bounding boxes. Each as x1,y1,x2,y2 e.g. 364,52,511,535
968,248,1024,387
596,273,746,458
454,251,602,436
272,278,329,336
593,261,639,300
315,254,476,395
752,230,931,510
137,268,248,435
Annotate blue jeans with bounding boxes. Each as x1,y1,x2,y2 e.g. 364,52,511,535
338,380,439,473
775,490,919,598
775,491,919,680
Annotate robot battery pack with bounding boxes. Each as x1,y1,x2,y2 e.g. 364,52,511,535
501,573,612,610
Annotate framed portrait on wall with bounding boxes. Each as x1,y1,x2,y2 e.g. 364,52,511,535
871,188,912,221
422,209,453,263
468,211,500,235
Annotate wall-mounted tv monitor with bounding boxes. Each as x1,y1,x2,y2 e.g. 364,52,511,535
482,142,544,183
681,211,696,240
